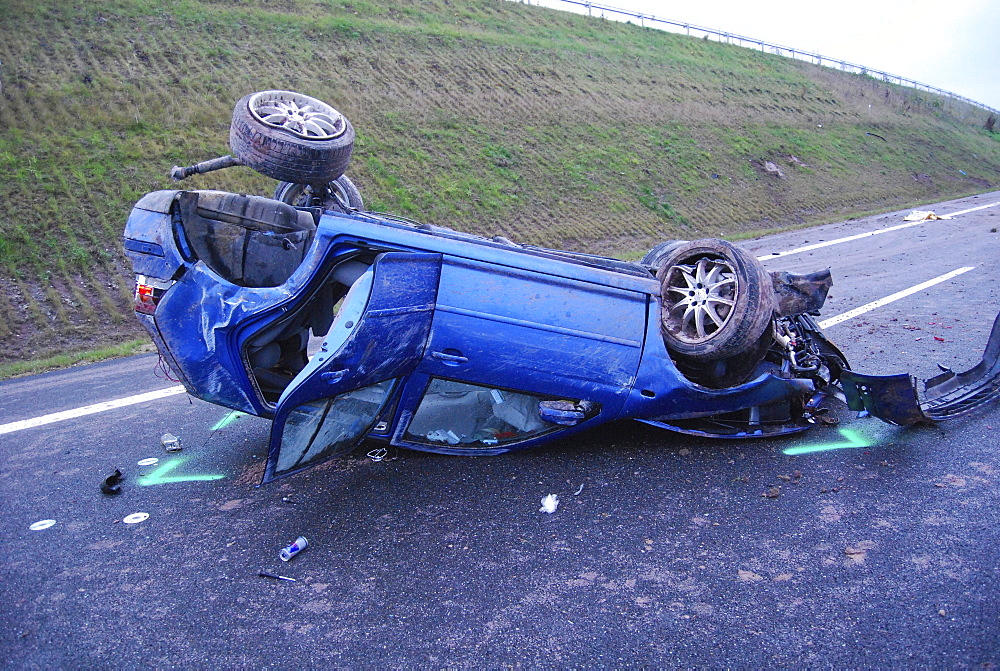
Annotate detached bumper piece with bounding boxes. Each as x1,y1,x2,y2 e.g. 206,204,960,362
841,312,1000,425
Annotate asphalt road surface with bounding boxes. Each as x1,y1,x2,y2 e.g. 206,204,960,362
3,192,999,667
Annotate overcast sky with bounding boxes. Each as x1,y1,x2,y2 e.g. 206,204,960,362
530,0,1000,112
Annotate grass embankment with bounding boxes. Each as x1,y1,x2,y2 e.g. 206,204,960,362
1,0,999,369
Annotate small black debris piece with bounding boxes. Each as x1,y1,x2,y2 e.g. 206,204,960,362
101,469,123,495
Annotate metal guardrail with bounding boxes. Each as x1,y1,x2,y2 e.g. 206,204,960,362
525,0,999,116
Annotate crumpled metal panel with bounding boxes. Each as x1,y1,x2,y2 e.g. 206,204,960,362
840,370,926,426
770,269,833,317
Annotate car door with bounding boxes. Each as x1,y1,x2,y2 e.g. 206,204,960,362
262,251,441,483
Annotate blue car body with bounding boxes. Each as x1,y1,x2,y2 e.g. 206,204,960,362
123,189,999,483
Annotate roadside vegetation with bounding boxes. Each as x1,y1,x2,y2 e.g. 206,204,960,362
1,0,998,367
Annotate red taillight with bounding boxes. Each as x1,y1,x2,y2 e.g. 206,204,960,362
134,281,160,315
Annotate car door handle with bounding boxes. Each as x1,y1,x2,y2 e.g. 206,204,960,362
320,369,349,384
431,351,468,365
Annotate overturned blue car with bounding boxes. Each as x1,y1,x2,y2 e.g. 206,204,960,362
123,91,1000,483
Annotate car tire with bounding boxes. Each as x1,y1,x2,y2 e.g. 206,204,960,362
273,175,364,212
656,238,774,361
230,90,355,185
641,239,688,270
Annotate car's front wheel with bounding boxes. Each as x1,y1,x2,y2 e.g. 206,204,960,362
656,238,774,366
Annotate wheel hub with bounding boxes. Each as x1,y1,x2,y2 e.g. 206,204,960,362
249,91,346,140
663,256,737,344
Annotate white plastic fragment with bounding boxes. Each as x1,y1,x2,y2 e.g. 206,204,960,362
137,457,159,466
161,433,182,452
539,494,559,514
123,512,150,524
29,519,56,531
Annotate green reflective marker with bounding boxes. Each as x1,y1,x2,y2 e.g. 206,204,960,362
138,458,225,486
783,428,870,456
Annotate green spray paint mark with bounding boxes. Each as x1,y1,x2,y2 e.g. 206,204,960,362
137,457,225,486
211,411,246,431
783,428,870,456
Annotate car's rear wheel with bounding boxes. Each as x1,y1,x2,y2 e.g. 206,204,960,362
656,239,774,363
230,90,355,185
274,175,364,212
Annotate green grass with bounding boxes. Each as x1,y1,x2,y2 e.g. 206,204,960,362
0,339,153,381
0,0,998,364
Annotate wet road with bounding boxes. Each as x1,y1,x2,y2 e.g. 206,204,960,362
2,192,999,666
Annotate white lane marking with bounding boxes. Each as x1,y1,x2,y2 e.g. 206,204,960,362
0,385,186,436
757,200,1000,261
818,267,975,329
950,201,1000,217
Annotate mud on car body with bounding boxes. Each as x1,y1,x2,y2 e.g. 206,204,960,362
123,91,1000,483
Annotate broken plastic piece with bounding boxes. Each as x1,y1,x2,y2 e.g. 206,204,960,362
841,312,1000,424
161,433,182,452
101,469,123,495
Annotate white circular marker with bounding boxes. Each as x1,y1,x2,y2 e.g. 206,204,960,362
137,458,159,466
123,512,150,524
29,519,56,531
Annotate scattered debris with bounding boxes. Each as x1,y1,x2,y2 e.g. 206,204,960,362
101,469,123,495
29,519,56,531
539,494,559,514
573,484,584,496
844,546,868,563
259,571,297,582
137,457,159,466
763,486,781,499
122,512,149,524
938,609,947,617
280,536,309,562
161,432,182,452
738,569,765,582
865,132,888,142
367,447,388,462
903,210,952,221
